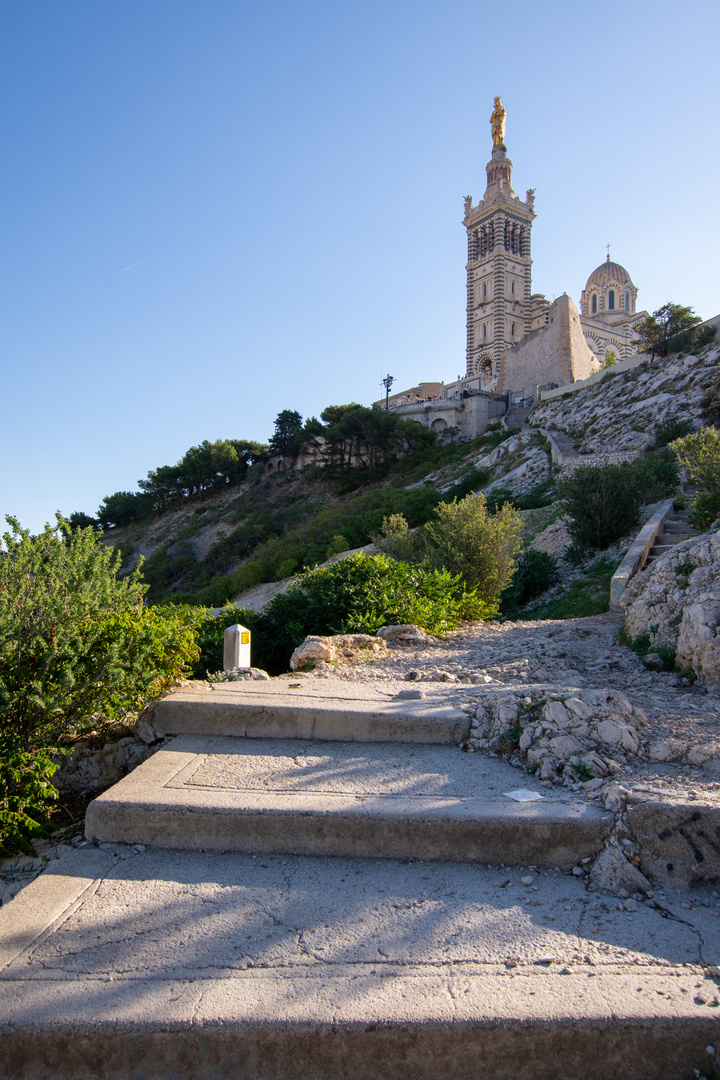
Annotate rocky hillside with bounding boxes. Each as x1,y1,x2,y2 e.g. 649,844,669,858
531,344,720,453
103,342,720,607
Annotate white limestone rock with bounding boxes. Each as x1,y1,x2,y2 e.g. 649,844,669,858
467,687,646,783
290,634,387,671
376,625,433,645
589,839,651,894
620,529,720,685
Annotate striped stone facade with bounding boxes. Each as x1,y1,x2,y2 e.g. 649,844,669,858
463,143,548,384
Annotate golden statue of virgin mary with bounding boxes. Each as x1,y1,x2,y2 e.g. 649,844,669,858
491,96,506,148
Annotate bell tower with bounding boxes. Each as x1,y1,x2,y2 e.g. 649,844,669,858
462,98,537,381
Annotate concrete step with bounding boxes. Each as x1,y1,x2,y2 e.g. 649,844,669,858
150,679,470,745
649,544,676,557
656,532,693,543
1,844,718,1079
85,735,612,867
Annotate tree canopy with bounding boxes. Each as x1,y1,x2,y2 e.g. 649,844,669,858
634,303,702,359
88,401,440,531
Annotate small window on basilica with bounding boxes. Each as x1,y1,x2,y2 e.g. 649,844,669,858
608,290,615,310
592,294,597,314
511,322,516,336
483,282,487,298
511,280,515,294
625,291,629,311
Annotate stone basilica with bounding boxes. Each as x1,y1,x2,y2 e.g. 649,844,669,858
376,99,649,432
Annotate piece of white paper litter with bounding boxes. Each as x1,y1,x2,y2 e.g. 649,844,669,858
503,789,545,803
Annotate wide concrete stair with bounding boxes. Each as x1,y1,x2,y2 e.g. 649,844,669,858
2,679,718,1078
85,681,611,867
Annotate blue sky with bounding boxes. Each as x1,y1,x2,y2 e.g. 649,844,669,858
2,0,718,532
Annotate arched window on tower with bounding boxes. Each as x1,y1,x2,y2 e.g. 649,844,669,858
483,325,487,339
592,294,597,315
608,290,615,311
625,291,629,311
511,322,516,337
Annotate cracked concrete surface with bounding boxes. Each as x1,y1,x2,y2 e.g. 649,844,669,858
2,845,720,1077
7,847,717,978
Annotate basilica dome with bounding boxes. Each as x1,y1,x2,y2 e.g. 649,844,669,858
580,256,638,320
584,258,635,292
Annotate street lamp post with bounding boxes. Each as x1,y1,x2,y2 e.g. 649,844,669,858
382,374,394,410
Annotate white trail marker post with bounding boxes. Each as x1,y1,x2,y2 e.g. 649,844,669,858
223,624,251,671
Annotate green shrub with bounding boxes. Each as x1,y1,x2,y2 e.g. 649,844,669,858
0,516,201,750
325,535,350,559
0,736,61,856
673,428,720,528
702,382,720,427
691,491,720,530
249,554,489,673
423,496,524,603
515,482,555,511
375,494,523,608
561,465,642,549
673,427,720,491
485,488,516,514
653,646,678,671
444,466,491,500
652,418,693,448
500,550,559,614
526,557,619,620
633,448,680,500
373,513,422,565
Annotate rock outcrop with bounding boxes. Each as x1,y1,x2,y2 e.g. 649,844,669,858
290,634,388,671
620,528,720,685
466,687,648,784
531,345,720,454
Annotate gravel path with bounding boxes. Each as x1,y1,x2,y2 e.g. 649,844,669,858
298,613,720,807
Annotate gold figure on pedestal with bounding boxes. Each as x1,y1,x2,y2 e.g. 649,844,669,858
491,96,506,147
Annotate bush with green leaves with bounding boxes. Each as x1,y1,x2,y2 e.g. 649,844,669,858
374,494,523,607
560,465,642,549
241,553,488,674
484,488,516,514
633,448,680,501
485,483,554,514
0,516,203,852
500,550,559,614
652,418,694,449
702,383,720,427
0,517,202,748
672,427,720,529
561,452,679,550
0,737,60,856
526,557,620,620
423,495,524,602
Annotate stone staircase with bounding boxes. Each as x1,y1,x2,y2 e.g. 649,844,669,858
85,681,610,866
643,513,695,566
504,404,535,428
1,680,717,1079
546,429,577,457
